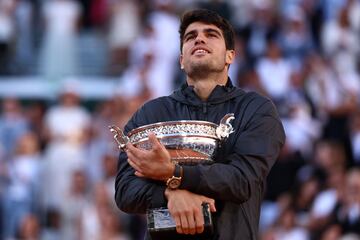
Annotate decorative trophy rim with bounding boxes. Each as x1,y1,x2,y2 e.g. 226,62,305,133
133,133,218,145
128,120,218,136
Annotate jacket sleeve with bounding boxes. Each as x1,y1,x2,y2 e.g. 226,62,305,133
114,109,167,214
114,151,167,214
179,99,286,204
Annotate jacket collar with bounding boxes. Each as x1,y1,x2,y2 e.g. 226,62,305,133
171,78,244,106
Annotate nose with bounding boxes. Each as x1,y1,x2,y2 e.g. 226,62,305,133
194,33,206,45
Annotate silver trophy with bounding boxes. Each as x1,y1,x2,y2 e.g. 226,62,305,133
109,113,235,237
109,113,235,165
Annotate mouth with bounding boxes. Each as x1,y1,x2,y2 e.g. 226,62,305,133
191,47,211,55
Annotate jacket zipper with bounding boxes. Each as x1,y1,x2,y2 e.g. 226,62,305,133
202,103,209,121
202,103,208,114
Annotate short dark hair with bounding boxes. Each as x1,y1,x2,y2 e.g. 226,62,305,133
179,9,235,52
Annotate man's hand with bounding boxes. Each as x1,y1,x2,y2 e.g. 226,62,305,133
165,189,216,235
126,132,174,181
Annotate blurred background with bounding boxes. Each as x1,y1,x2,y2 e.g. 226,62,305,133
0,0,360,239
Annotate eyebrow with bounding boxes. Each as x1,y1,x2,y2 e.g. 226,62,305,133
184,27,222,40
204,28,222,37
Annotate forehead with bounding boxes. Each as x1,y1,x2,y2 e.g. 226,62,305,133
184,22,223,35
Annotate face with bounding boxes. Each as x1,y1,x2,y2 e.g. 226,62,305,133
180,22,234,78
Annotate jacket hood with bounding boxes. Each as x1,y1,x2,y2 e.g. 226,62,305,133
170,78,245,107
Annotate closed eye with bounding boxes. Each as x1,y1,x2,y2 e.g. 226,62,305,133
184,34,196,42
184,30,197,42
205,29,221,38
207,33,218,38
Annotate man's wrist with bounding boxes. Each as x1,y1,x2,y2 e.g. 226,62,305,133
165,162,183,190
164,187,172,200
164,161,176,182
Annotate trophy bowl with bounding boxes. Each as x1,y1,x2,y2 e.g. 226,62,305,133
109,113,235,165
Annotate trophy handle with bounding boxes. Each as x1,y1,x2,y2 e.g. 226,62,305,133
109,125,130,151
216,113,235,140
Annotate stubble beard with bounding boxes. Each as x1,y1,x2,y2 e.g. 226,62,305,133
186,60,222,79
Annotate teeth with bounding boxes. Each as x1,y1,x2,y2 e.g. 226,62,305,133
195,49,208,54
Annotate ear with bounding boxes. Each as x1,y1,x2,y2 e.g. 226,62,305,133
179,54,184,69
225,50,235,65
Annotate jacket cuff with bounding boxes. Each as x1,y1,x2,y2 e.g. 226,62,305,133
151,185,167,208
180,165,201,192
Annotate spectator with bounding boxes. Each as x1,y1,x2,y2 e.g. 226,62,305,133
281,70,321,156
271,206,310,240
0,0,16,74
246,0,278,62
346,0,360,34
13,0,35,74
107,0,140,75
322,5,360,74
60,170,89,240
333,168,360,236
309,167,346,238
305,53,358,165
0,97,30,161
278,5,314,68
350,111,360,166
81,183,129,239
256,39,292,103
41,81,90,209
39,0,82,81
17,213,41,240
137,0,180,98
40,208,62,240
2,132,42,239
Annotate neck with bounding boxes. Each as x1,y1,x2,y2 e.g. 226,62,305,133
186,71,228,101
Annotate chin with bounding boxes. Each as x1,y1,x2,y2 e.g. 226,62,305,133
187,64,212,78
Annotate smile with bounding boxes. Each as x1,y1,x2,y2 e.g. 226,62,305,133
192,47,211,55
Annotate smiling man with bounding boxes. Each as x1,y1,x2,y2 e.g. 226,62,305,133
115,9,285,240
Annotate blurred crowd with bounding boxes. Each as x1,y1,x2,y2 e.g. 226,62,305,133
0,0,360,239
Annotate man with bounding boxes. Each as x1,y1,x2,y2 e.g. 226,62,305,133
115,9,285,239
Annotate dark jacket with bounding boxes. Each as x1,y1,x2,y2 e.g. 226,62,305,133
115,80,285,240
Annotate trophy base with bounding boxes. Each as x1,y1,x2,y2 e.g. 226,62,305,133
147,203,213,239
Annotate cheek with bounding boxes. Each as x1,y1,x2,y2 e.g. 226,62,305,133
182,51,192,64
182,43,192,54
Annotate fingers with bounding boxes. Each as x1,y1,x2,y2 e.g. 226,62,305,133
127,155,142,173
176,210,204,235
193,207,204,234
203,198,216,212
209,203,216,212
186,210,196,235
127,133,164,157
168,190,213,235
174,216,183,234
126,143,146,173
148,133,163,152
179,213,189,234
175,207,204,235
126,142,145,158
125,141,137,151
134,171,145,177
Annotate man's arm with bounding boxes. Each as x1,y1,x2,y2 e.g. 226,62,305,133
114,149,167,213
114,108,169,214
179,99,286,203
